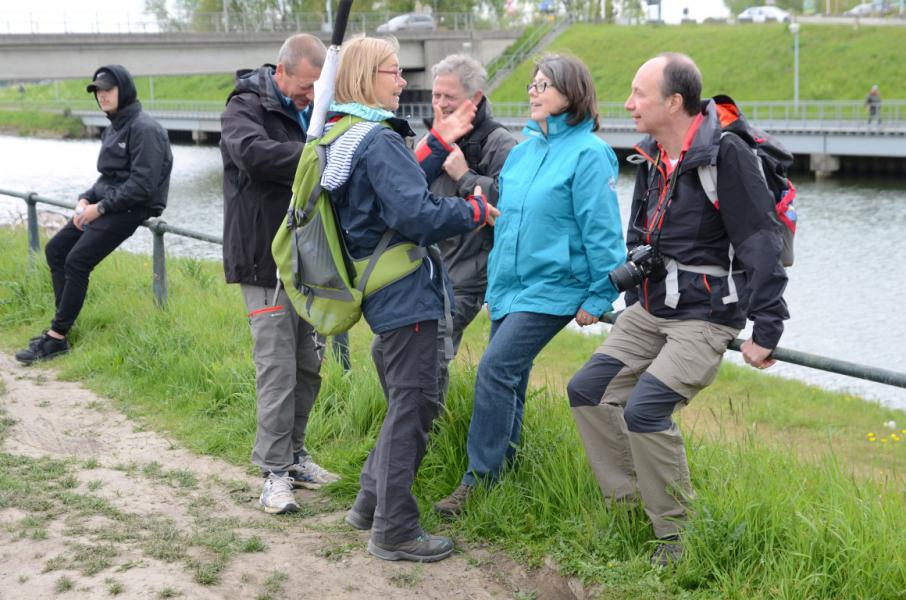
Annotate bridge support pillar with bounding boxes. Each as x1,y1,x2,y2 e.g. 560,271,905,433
810,153,840,179
192,130,208,145
86,125,101,138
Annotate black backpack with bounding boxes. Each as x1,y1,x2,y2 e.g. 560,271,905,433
698,95,797,267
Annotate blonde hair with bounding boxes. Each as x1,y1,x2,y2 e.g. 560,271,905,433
335,37,400,108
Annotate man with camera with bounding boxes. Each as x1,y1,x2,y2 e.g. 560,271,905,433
566,53,788,567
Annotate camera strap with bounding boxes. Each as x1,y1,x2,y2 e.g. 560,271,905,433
644,151,683,246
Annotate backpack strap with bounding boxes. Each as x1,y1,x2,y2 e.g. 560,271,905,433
459,118,505,173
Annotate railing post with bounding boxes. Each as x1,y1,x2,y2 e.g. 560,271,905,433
147,218,169,307
25,192,40,266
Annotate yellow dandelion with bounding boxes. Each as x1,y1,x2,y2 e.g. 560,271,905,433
901,429,906,434
892,435,901,442
868,432,875,437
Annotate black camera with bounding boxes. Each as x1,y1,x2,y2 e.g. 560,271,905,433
608,245,667,292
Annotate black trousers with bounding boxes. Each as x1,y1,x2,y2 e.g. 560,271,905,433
354,320,441,546
45,209,148,335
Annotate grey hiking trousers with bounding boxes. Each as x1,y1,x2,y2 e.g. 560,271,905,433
242,284,323,475
567,303,738,538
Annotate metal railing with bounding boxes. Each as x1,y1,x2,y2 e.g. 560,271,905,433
2,95,904,128
0,11,500,35
0,187,220,307
398,100,906,127
2,186,905,391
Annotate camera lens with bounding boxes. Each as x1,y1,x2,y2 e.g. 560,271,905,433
609,261,642,292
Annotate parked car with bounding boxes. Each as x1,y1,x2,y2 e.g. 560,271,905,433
737,6,792,23
376,13,436,33
843,2,891,17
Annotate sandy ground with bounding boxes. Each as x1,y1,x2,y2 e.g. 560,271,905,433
0,352,588,600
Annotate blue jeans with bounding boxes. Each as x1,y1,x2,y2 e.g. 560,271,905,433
462,311,572,487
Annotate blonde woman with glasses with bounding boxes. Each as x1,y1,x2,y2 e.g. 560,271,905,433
325,36,498,562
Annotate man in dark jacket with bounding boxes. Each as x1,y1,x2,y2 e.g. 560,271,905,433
16,64,172,365
567,53,789,566
221,33,338,516
412,54,516,399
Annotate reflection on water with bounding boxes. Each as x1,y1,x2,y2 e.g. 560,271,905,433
1,135,905,409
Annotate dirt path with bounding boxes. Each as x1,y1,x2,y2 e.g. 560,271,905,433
0,353,580,600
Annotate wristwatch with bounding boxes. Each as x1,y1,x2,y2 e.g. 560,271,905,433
97,201,106,215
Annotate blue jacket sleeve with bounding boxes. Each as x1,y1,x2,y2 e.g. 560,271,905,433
571,145,626,317
365,129,486,246
415,129,453,184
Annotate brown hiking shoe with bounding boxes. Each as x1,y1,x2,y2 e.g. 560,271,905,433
434,484,473,518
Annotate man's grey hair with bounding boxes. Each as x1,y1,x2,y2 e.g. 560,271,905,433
277,34,327,73
431,54,487,96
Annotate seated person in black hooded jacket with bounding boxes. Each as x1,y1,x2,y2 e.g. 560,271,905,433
16,64,173,365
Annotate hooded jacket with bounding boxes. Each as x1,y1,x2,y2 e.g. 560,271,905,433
485,113,625,320
626,99,789,349
327,113,489,334
80,64,172,217
221,65,310,288
416,98,517,295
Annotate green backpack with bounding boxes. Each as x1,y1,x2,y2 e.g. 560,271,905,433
272,115,427,336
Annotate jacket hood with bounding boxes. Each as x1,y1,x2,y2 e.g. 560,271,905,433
91,64,138,112
227,65,277,105
634,99,722,172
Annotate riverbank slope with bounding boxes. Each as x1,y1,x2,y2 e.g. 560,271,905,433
1,226,904,598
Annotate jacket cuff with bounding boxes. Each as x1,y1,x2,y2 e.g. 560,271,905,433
752,323,782,351
457,170,480,197
430,128,455,152
465,193,488,226
580,297,613,319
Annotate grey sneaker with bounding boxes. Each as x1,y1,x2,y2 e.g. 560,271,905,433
289,455,340,490
434,484,473,518
367,534,454,562
259,473,299,515
15,333,69,365
344,508,373,530
650,536,683,567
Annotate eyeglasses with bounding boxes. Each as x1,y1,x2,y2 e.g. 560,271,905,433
526,81,552,93
377,67,404,81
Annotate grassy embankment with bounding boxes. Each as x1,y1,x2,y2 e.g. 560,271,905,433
491,22,906,102
1,226,905,598
2,22,905,136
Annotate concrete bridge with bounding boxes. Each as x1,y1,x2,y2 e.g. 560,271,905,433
0,30,520,91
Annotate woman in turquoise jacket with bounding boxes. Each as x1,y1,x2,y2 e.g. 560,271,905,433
435,54,626,516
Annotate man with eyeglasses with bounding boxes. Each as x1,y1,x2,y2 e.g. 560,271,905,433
410,54,517,401
567,53,789,567
221,33,340,516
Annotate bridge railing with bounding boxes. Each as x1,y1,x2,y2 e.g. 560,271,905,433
401,100,906,126
4,99,904,130
2,186,905,391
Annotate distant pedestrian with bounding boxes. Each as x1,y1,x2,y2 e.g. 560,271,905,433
220,33,340,516
865,84,881,125
15,65,172,366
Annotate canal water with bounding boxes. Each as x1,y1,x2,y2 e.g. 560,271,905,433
1,134,905,410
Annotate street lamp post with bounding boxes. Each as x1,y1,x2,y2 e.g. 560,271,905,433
789,22,800,111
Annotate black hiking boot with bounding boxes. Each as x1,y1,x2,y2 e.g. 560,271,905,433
15,333,70,366
434,484,473,518
650,535,684,567
367,534,454,562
